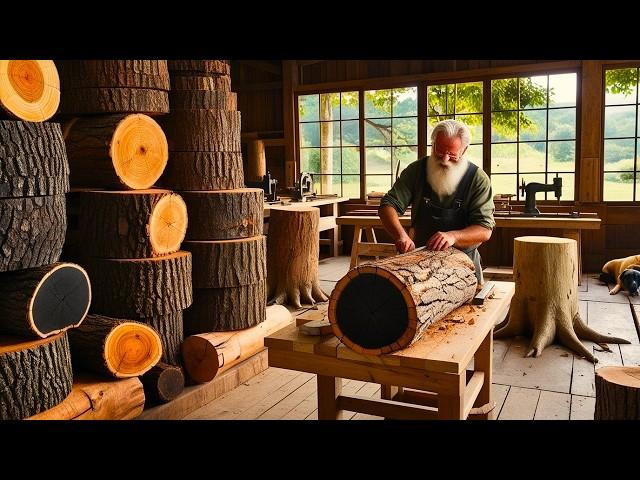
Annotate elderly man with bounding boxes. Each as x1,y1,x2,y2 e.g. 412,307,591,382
379,119,495,283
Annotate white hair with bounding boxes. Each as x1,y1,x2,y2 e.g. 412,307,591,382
430,119,471,149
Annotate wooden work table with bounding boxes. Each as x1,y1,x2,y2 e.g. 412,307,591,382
265,281,515,420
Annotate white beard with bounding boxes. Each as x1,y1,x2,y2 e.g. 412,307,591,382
427,154,469,199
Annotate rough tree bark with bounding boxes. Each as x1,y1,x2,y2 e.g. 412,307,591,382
0,60,60,121
170,75,232,91
267,207,328,308
595,366,640,419
158,151,244,191
160,110,241,152
169,90,237,110
141,311,183,366
494,236,630,363
57,60,170,90
59,88,169,115
329,247,477,355
167,60,231,76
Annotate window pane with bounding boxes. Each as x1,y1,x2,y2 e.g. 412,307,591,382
604,105,637,138
518,173,546,201
300,148,320,173
455,113,482,143
553,172,575,201
491,143,517,173
466,144,483,168
491,112,518,142
300,122,320,147
364,118,391,146
319,148,341,174
548,108,576,140
393,87,417,116
605,68,638,105
366,175,392,194
298,94,319,122
320,121,340,147
341,92,359,120
455,82,483,114
604,172,635,201
393,146,418,175
365,89,392,118
319,93,340,121
342,147,360,174
427,84,455,115
312,174,341,196
548,141,575,172
491,174,517,197
519,142,546,172
604,138,635,171
549,73,577,107
519,76,547,109
491,78,518,111
427,115,454,144
365,147,391,174
392,117,418,145
341,120,359,146
519,110,547,141
342,175,361,199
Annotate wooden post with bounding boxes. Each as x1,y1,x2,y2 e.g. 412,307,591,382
247,139,266,182
317,375,342,420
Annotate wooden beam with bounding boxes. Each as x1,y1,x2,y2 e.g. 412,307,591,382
579,60,604,202
282,60,298,187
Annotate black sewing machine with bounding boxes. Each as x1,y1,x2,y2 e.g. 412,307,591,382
291,172,315,201
246,172,279,203
519,175,562,216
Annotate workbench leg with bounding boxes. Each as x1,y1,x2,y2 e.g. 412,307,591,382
381,385,403,400
365,227,379,261
437,375,465,420
472,328,494,420
330,203,340,257
562,229,582,285
350,226,362,269
317,375,342,420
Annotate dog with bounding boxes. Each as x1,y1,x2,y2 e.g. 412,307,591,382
599,254,640,296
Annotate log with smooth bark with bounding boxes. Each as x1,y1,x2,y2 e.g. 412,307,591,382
494,236,629,363
168,60,231,76
0,120,69,198
141,362,185,404
329,247,478,355
160,110,241,152
59,87,169,115
0,262,91,338
159,151,244,191
182,304,291,383
0,194,66,272
57,60,170,90
85,251,193,318
0,333,73,420
75,189,187,258
64,114,168,190
0,60,60,121
181,189,262,240
267,207,328,308
595,366,640,420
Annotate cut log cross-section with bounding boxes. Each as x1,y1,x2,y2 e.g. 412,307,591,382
76,190,187,258
0,333,73,420
0,262,91,338
595,366,640,420
0,60,60,122
64,113,168,190
68,314,162,378
494,236,630,363
181,189,262,240
329,247,478,355
141,362,185,405
267,207,328,308
160,151,244,191
161,110,241,152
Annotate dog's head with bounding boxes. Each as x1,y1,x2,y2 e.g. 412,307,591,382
620,267,640,296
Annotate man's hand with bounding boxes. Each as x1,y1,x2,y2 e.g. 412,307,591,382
427,231,457,251
395,234,415,254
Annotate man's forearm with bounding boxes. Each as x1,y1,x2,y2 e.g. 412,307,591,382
378,205,407,241
451,224,492,248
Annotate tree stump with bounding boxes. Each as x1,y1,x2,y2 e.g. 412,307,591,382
267,207,328,308
0,60,60,121
159,151,244,191
329,247,477,355
68,314,162,378
595,366,640,419
494,236,630,363
0,262,91,338
141,362,185,405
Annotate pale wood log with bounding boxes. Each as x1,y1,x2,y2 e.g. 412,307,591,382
0,333,73,419
184,281,266,334
141,362,185,405
59,87,169,115
84,251,193,319
160,110,241,152
183,236,266,289
57,60,170,90
267,207,327,308
595,366,640,419
494,236,630,363
159,151,244,191
247,139,266,181
28,374,144,420
0,195,66,272
0,262,91,338
64,114,168,190
182,304,291,383
329,247,477,355
75,189,187,258
181,189,262,240
68,314,162,378
168,60,231,76
0,120,69,198
0,60,60,121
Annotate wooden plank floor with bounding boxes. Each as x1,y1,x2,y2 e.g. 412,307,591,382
186,255,640,421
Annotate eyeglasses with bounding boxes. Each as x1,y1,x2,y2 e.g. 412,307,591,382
432,147,461,161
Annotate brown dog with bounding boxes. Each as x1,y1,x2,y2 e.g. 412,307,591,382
600,254,640,295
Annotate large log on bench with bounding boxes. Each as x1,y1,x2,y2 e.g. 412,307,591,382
595,366,640,419
0,333,73,420
0,262,91,338
0,60,60,121
141,362,185,405
329,247,477,355
75,189,187,258
159,151,244,191
64,114,168,190
68,314,162,378
0,120,69,198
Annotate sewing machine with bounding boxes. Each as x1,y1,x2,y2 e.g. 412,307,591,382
246,172,279,203
292,172,315,202
519,175,562,217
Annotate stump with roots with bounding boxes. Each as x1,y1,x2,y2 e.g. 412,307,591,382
595,366,640,419
267,207,328,308
494,236,630,363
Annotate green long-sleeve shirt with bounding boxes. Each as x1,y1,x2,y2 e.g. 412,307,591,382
380,157,496,231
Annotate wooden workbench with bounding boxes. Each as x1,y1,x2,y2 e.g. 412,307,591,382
265,281,515,420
